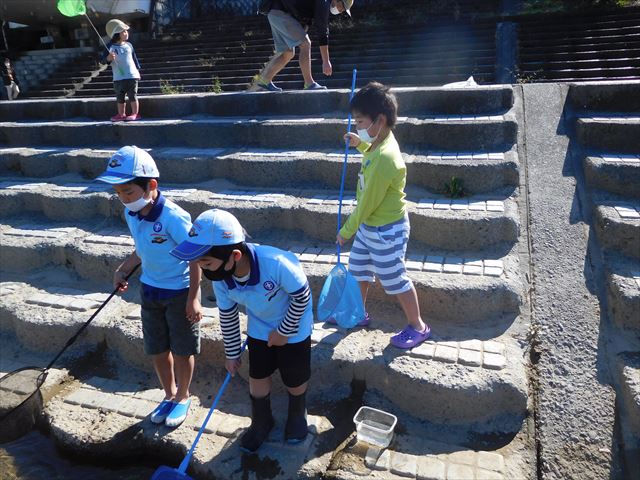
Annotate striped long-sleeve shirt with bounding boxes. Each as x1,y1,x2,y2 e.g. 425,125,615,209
212,244,314,359
218,283,312,359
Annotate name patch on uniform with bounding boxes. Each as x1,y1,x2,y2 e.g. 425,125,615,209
263,281,275,291
153,222,162,232
151,236,167,244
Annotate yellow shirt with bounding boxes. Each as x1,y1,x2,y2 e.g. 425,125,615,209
339,132,407,240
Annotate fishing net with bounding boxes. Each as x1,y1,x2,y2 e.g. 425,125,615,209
317,263,365,328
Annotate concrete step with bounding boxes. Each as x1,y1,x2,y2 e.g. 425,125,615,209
90,49,494,74
0,323,335,479
575,116,640,154
65,72,497,97
86,56,495,81
532,74,640,84
26,367,530,479
0,114,517,152
592,194,640,259
162,22,497,41
81,60,496,85
520,39,640,56
614,352,640,475
78,66,496,91
519,32,640,49
0,267,527,431
584,154,640,199
132,41,494,66
521,57,640,72
520,13,640,32
519,66,640,81
521,48,640,63
604,253,640,336
0,179,520,252
568,81,640,112
0,215,521,325
332,390,532,479
136,30,496,55
0,146,520,195
0,87,513,122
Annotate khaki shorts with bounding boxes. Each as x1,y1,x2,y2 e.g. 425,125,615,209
140,289,200,356
267,9,308,54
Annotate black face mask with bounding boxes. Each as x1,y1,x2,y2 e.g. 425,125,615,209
202,256,236,282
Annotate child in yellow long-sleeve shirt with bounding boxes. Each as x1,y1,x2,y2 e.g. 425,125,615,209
335,82,431,349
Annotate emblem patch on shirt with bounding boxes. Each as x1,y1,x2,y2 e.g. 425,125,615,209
151,236,168,244
263,281,275,291
153,222,162,232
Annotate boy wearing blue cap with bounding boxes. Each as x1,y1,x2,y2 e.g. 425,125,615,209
96,145,202,428
170,209,313,452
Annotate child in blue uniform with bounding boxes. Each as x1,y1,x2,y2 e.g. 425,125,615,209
171,209,313,452
96,145,202,428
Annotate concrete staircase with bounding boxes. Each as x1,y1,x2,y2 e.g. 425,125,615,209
518,8,640,82
0,87,534,478
568,81,640,475
10,47,95,96
26,15,497,98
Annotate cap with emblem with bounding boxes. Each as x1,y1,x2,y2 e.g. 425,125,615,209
95,145,159,184
170,209,246,261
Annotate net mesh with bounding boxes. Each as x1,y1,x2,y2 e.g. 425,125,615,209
317,263,365,328
0,368,46,421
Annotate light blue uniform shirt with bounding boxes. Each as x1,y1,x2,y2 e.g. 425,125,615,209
110,42,141,81
124,192,191,289
213,244,313,344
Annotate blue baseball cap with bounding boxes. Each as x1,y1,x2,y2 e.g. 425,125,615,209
170,209,246,261
95,146,160,184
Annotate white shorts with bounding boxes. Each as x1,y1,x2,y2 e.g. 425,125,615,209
348,216,413,295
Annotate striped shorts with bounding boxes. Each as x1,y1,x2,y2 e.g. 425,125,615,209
348,216,413,295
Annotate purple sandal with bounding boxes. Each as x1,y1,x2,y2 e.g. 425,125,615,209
326,312,371,328
390,324,431,349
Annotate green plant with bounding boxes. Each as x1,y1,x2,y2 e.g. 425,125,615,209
159,79,184,94
209,76,223,94
444,177,466,198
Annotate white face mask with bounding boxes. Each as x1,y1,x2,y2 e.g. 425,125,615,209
357,117,379,143
330,6,341,15
122,194,151,212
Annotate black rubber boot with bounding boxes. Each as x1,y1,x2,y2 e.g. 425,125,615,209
285,391,308,444
240,394,274,453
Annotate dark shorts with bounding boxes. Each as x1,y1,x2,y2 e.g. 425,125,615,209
140,289,200,356
248,335,311,388
114,78,138,103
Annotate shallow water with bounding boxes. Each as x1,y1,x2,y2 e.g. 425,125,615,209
0,430,155,480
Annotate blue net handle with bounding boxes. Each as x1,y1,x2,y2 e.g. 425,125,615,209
336,68,358,264
176,339,248,474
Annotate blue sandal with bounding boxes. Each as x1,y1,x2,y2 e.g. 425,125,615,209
165,398,191,428
150,400,175,424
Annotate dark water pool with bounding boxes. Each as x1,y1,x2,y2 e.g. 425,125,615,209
1,430,155,480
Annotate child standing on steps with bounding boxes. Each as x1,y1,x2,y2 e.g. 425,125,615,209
100,19,141,122
170,209,313,453
96,145,202,428
335,81,431,349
